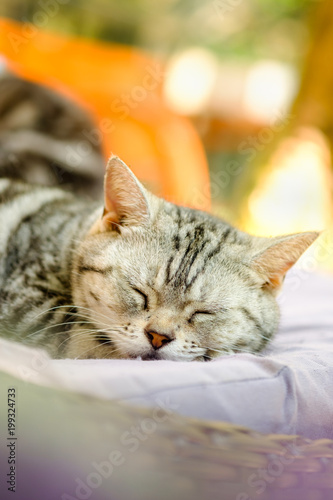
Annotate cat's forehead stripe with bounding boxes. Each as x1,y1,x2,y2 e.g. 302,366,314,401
161,206,246,293
175,234,210,288
164,219,220,289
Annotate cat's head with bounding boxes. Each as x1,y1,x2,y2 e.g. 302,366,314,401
71,156,318,361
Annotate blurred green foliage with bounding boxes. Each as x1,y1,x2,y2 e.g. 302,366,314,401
0,0,317,63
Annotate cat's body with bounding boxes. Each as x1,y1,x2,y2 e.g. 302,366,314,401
0,74,104,198
0,156,318,361
0,178,100,357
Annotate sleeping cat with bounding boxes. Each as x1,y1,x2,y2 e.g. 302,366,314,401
0,155,318,360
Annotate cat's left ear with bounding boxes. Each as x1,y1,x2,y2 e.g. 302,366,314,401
251,231,319,290
101,155,150,231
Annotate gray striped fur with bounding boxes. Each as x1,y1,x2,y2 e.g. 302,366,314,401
0,74,104,198
0,156,318,360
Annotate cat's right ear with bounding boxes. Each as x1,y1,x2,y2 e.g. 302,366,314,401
250,231,319,291
99,155,150,232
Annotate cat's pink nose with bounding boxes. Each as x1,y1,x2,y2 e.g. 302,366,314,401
145,330,172,350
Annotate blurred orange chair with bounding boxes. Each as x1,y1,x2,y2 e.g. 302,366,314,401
0,18,211,210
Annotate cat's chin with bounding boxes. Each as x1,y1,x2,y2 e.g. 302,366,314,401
126,352,163,361
126,352,204,362
126,351,170,361
140,352,162,361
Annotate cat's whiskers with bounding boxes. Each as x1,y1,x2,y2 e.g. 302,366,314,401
100,347,132,361
53,328,104,346
24,320,99,341
54,310,114,329
30,305,130,337
73,340,125,360
191,343,233,357
32,304,114,325
56,327,116,353
225,339,267,356
55,323,133,354
196,342,265,357
24,313,123,342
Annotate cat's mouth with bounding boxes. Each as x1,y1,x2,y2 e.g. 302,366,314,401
128,349,187,361
141,352,162,361
128,351,210,362
126,351,162,361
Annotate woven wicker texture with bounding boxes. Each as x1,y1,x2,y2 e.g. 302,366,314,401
1,371,332,500
114,405,333,500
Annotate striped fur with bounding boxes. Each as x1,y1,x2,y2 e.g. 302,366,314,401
0,157,318,360
0,74,104,198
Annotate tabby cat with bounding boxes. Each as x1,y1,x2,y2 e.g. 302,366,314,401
0,155,318,361
0,74,104,198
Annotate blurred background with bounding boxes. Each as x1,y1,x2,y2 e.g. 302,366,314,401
0,0,333,269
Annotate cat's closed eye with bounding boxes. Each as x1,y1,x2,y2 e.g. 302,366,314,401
188,311,214,323
132,288,148,310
